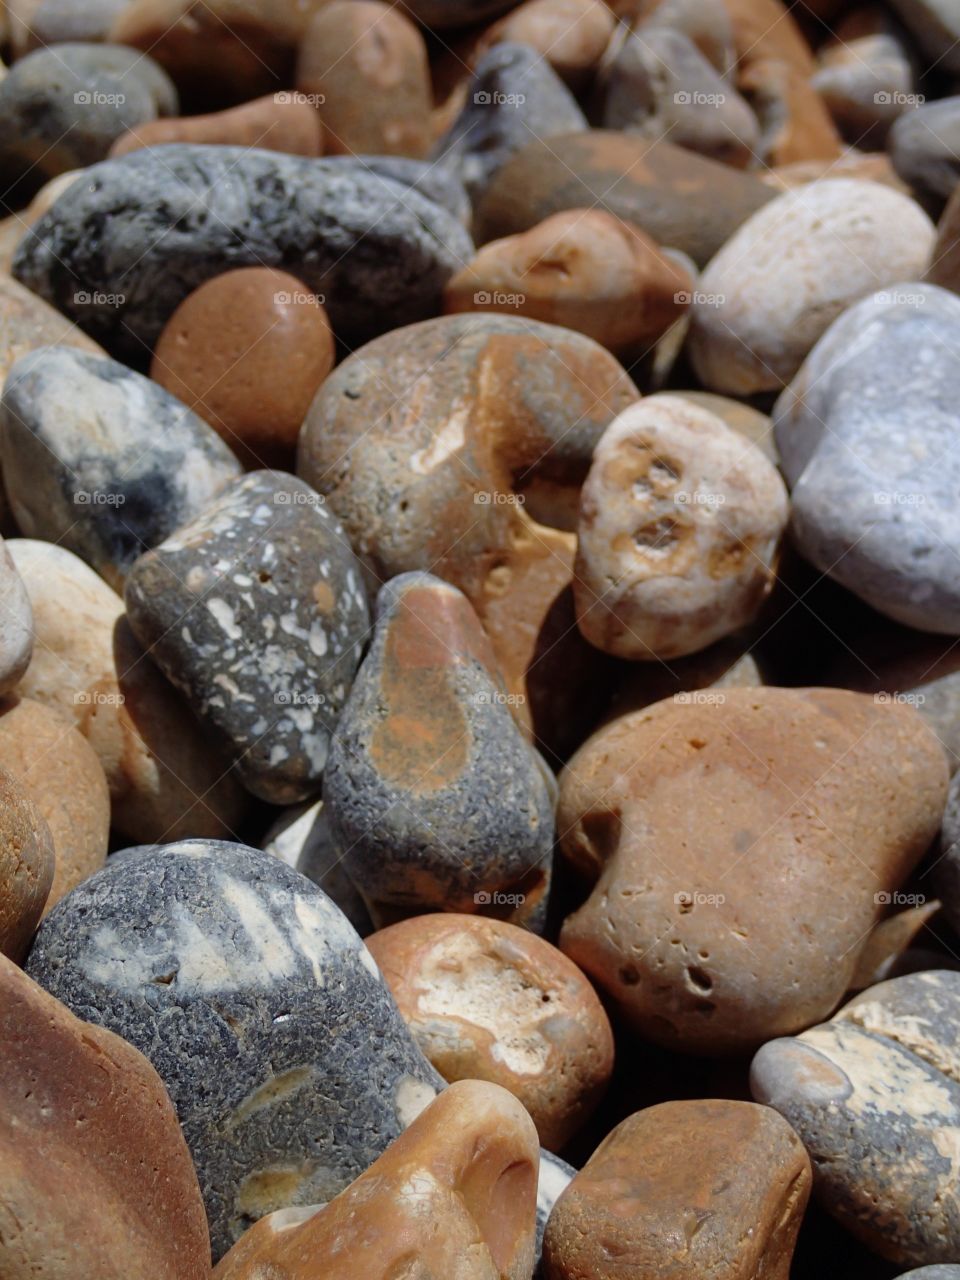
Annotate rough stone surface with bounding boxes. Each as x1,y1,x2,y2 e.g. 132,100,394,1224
366,913,614,1150
890,99,960,199
325,573,555,929
751,970,960,1266
9,538,248,844
542,1100,811,1280
0,538,33,694
557,687,948,1054
12,144,474,358
124,470,370,805
25,839,445,1261
213,1080,539,1280
261,800,372,936
0,171,85,273
677,390,777,462
1,346,241,591
326,153,472,225
0,952,211,1280
574,395,788,660
689,179,935,395
774,284,960,634
109,93,323,158
0,767,53,963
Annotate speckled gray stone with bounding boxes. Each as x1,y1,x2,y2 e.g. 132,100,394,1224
887,0,960,74
325,572,554,929
12,144,474,359
890,98,960,198
1,345,240,591
262,800,372,937
934,771,960,932
774,284,960,633
751,970,960,1267
0,43,175,198
432,43,586,203
24,839,443,1261
329,155,471,226
896,1269,960,1279
123,470,370,805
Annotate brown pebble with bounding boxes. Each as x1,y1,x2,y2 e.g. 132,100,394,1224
725,0,816,75
739,56,842,166
109,93,323,159
481,0,615,89
0,767,53,963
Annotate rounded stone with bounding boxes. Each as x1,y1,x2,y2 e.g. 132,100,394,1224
0,538,32,695
0,952,210,1280
9,538,248,845
0,274,104,389
151,267,335,469
123,470,370,806
443,209,693,351
689,178,935,395
557,687,948,1054
366,913,614,1150
676,390,778,462
0,170,84,273
481,0,615,89
324,573,555,929
25,839,445,1261
0,767,53,963
0,345,242,591
889,98,960,199
109,93,323,158
297,2,431,158
751,970,960,1266
0,696,110,910
543,1099,811,1280
574,395,788,660
18,0,135,49
12,144,473,359
813,33,917,146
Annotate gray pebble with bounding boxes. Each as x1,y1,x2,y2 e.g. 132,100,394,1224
24,839,443,1260
896,1269,960,1278
123,470,370,805
0,345,240,590
890,99,960,198
887,0,960,75
813,33,918,145
12,144,474,359
327,154,471,226
774,284,960,633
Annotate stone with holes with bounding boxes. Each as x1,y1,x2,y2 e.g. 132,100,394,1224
123,471,369,805
25,838,445,1261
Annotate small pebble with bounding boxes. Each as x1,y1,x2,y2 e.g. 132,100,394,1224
109,92,323,158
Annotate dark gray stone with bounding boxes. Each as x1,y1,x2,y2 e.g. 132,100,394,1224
0,345,240,590
327,154,471,226
12,144,474,359
751,971,960,1267
887,0,960,75
432,42,586,203
25,839,443,1260
774,284,960,633
324,571,554,927
934,771,960,931
123,470,370,805
890,99,960,198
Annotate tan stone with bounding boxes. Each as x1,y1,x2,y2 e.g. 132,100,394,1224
109,94,323,158
543,1099,811,1280
739,57,843,166
213,1080,539,1280
444,209,692,352
481,0,615,89
676,390,778,462
723,0,816,75
0,274,104,388
297,1,431,158
0,767,53,962
558,687,948,1053
366,914,614,1150
151,267,335,469
764,150,909,193
574,396,788,660
0,952,210,1279
9,539,248,845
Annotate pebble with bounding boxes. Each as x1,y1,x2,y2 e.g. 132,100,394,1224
25,838,445,1260
633,0,736,76
12,144,474,358
0,538,32,694
723,0,815,74
557,687,948,1054
0,695,110,909
813,33,917,145
474,131,775,267
213,1081,539,1280
890,98,960,198
297,1,431,158
0,952,210,1279
542,1099,811,1280
574,395,788,660
366,912,614,1150
935,771,960,931
603,27,760,168
123,470,370,805
261,800,372,936
9,538,247,844
0,170,82,273
481,0,615,90
0,269,104,390
109,92,323,158
689,179,935,395
0,767,52,962
17,0,134,49
751,970,960,1267
443,209,693,351
433,43,587,204
677,390,778,462
324,572,555,929
150,267,335,469
1,345,242,590
774,284,960,633
887,0,960,74
297,312,637,750
927,181,960,291
739,56,843,166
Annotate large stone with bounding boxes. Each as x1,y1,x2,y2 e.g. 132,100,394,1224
26,839,445,1260
124,471,370,805
774,284,960,634
0,767,53,962
12,144,473,359
557,687,948,1054
0,952,210,1279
